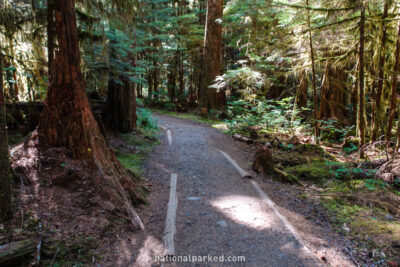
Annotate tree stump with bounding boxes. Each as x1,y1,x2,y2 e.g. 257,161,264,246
252,146,274,175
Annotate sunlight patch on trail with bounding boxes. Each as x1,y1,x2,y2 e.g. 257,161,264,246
134,235,165,266
210,195,278,229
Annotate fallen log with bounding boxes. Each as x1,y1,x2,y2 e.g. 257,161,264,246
232,133,254,144
0,239,35,266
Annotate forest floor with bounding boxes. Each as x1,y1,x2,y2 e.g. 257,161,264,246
2,112,399,266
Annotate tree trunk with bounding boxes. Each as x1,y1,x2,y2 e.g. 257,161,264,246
37,0,145,228
106,33,137,133
358,0,366,158
0,54,12,221
199,0,225,112
297,70,308,108
352,62,359,125
371,0,389,141
319,64,347,121
47,0,55,70
148,68,153,100
306,0,319,138
387,20,400,140
178,50,184,97
153,59,158,100
107,75,137,133
167,53,178,102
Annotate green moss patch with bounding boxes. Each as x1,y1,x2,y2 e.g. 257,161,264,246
285,162,334,183
114,128,160,176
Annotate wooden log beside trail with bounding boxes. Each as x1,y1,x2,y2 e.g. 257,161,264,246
0,239,35,266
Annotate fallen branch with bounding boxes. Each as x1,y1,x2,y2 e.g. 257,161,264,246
232,133,254,144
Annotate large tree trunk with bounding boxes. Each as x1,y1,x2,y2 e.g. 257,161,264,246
387,20,400,140
167,53,178,102
306,0,319,138
107,74,137,133
37,0,144,228
358,0,366,158
319,64,347,121
297,70,308,108
371,0,389,141
47,0,55,70
106,34,137,133
199,0,225,112
0,54,12,221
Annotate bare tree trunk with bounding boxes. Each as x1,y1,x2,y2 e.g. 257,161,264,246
358,0,366,158
37,0,145,228
387,20,400,140
0,54,12,221
306,0,319,138
199,0,224,112
319,64,347,121
371,0,389,141
106,32,137,133
153,59,158,100
178,50,184,97
297,70,308,108
167,52,178,102
47,0,55,70
148,68,153,100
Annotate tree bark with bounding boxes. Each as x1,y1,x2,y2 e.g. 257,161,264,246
148,68,153,100
318,64,347,121
153,59,159,100
178,50,184,97
0,54,12,221
199,0,225,112
106,32,137,133
387,20,400,140
306,0,319,138
47,0,55,70
37,0,145,226
371,0,389,141
297,70,308,108
358,0,366,158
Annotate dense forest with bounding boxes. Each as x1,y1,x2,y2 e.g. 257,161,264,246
1,0,400,266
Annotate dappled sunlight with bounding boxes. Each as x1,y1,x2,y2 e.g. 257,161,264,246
212,123,229,131
210,195,278,230
134,235,165,266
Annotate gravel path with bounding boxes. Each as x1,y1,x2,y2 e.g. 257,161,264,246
141,114,339,267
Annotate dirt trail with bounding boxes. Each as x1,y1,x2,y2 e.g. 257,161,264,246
129,114,355,266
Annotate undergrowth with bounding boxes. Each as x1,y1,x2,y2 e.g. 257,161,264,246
115,107,159,176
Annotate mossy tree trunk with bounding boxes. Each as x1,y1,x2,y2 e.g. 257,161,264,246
306,0,319,138
387,19,400,141
358,0,366,158
319,64,347,121
371,0,389,141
